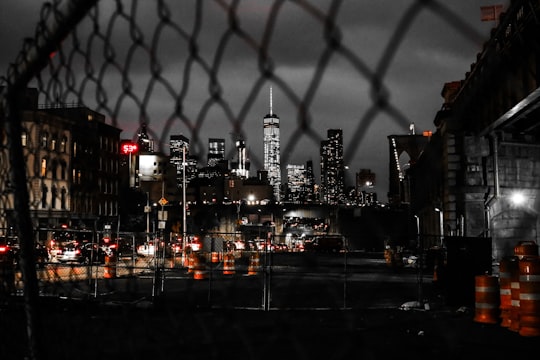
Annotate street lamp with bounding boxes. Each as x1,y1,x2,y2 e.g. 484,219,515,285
435,208,443,247
414,214,423,306
510,191,526,206
145,192,151,243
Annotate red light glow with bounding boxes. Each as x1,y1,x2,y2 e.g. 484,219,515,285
121,142,139,155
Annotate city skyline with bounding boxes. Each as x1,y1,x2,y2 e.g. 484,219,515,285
0,1,507,201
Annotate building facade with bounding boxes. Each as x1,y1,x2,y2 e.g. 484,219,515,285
408,1,540,260
285,164,305,203
320,129,345,205
0,88,121,234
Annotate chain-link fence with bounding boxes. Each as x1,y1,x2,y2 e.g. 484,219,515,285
0,0,499,358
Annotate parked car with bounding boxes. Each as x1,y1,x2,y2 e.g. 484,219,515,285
168,241,183,256
274,243,289,252
303,236,344,252
57,241,112,264
228,239,245,251
47,239,68,262
56,241,85,263
114,238,134,258
0,237,48,268
185,237,202,252
255,240,275,252
0,241,16,264
82,242,112,264
137,241,156,257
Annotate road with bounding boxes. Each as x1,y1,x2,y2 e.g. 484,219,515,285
5,251,539,360
25,251,431,310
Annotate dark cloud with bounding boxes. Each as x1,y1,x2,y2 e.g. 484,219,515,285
1,0,510,200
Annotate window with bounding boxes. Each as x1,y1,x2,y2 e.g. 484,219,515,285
60,136,67,153
61,187,66,210
41,184,48,209
50,136,57,151
21,130,28,147
41,132,48,148
40,158,47,177
51,160,57,180
61,162,67,180
51,186,57,209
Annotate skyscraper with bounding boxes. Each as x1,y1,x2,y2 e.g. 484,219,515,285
170,134,194,187
233,138,249,179
207,138,225,167
263,87,281,202
305,160,316,203
320,129,345,204
285,164,305,203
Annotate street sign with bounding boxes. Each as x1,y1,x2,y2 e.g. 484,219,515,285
158,210,168,221
159,197,168,206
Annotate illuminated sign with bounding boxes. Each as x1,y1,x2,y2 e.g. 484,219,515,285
120,141,139,155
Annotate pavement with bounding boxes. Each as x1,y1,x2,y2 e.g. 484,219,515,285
2,292,539,360
2,252,539,359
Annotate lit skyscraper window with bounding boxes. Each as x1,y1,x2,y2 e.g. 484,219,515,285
207,138,225,167
320,129,344,204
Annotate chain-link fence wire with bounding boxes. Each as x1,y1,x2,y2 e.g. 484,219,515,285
0,0,494,358
12,0,488,163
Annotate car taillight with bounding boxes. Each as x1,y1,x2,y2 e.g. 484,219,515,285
0,246,7,253
76,249,81,255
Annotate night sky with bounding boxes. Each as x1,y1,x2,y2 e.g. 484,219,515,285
0,1,508,201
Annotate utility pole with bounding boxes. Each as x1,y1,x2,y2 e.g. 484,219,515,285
182,143,187,250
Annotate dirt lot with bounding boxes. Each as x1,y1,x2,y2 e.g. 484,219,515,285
2,295,538,360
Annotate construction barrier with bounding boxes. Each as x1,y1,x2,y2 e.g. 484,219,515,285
103,254,117,279
514,241,538,259
211,251,220,263
384,247,403,269
187,252,196,274
509,262,521,333
499,256,519,328
518,256,540,337
223,253,235,275
247,252,261,276
182,251,190,268
193,254,208,280
473,274,500,324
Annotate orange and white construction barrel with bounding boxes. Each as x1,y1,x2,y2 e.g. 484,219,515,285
247,252,261,276
499,256,519,328
473,274,500,324
223,253,236,275
518,256,540,337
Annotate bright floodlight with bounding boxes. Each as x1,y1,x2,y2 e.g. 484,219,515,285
510,192,526,206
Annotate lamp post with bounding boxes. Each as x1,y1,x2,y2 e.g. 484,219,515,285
120,141,139,188
182,143,187,251
435,208,443,247
145,192,151,244
414,214,423,306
